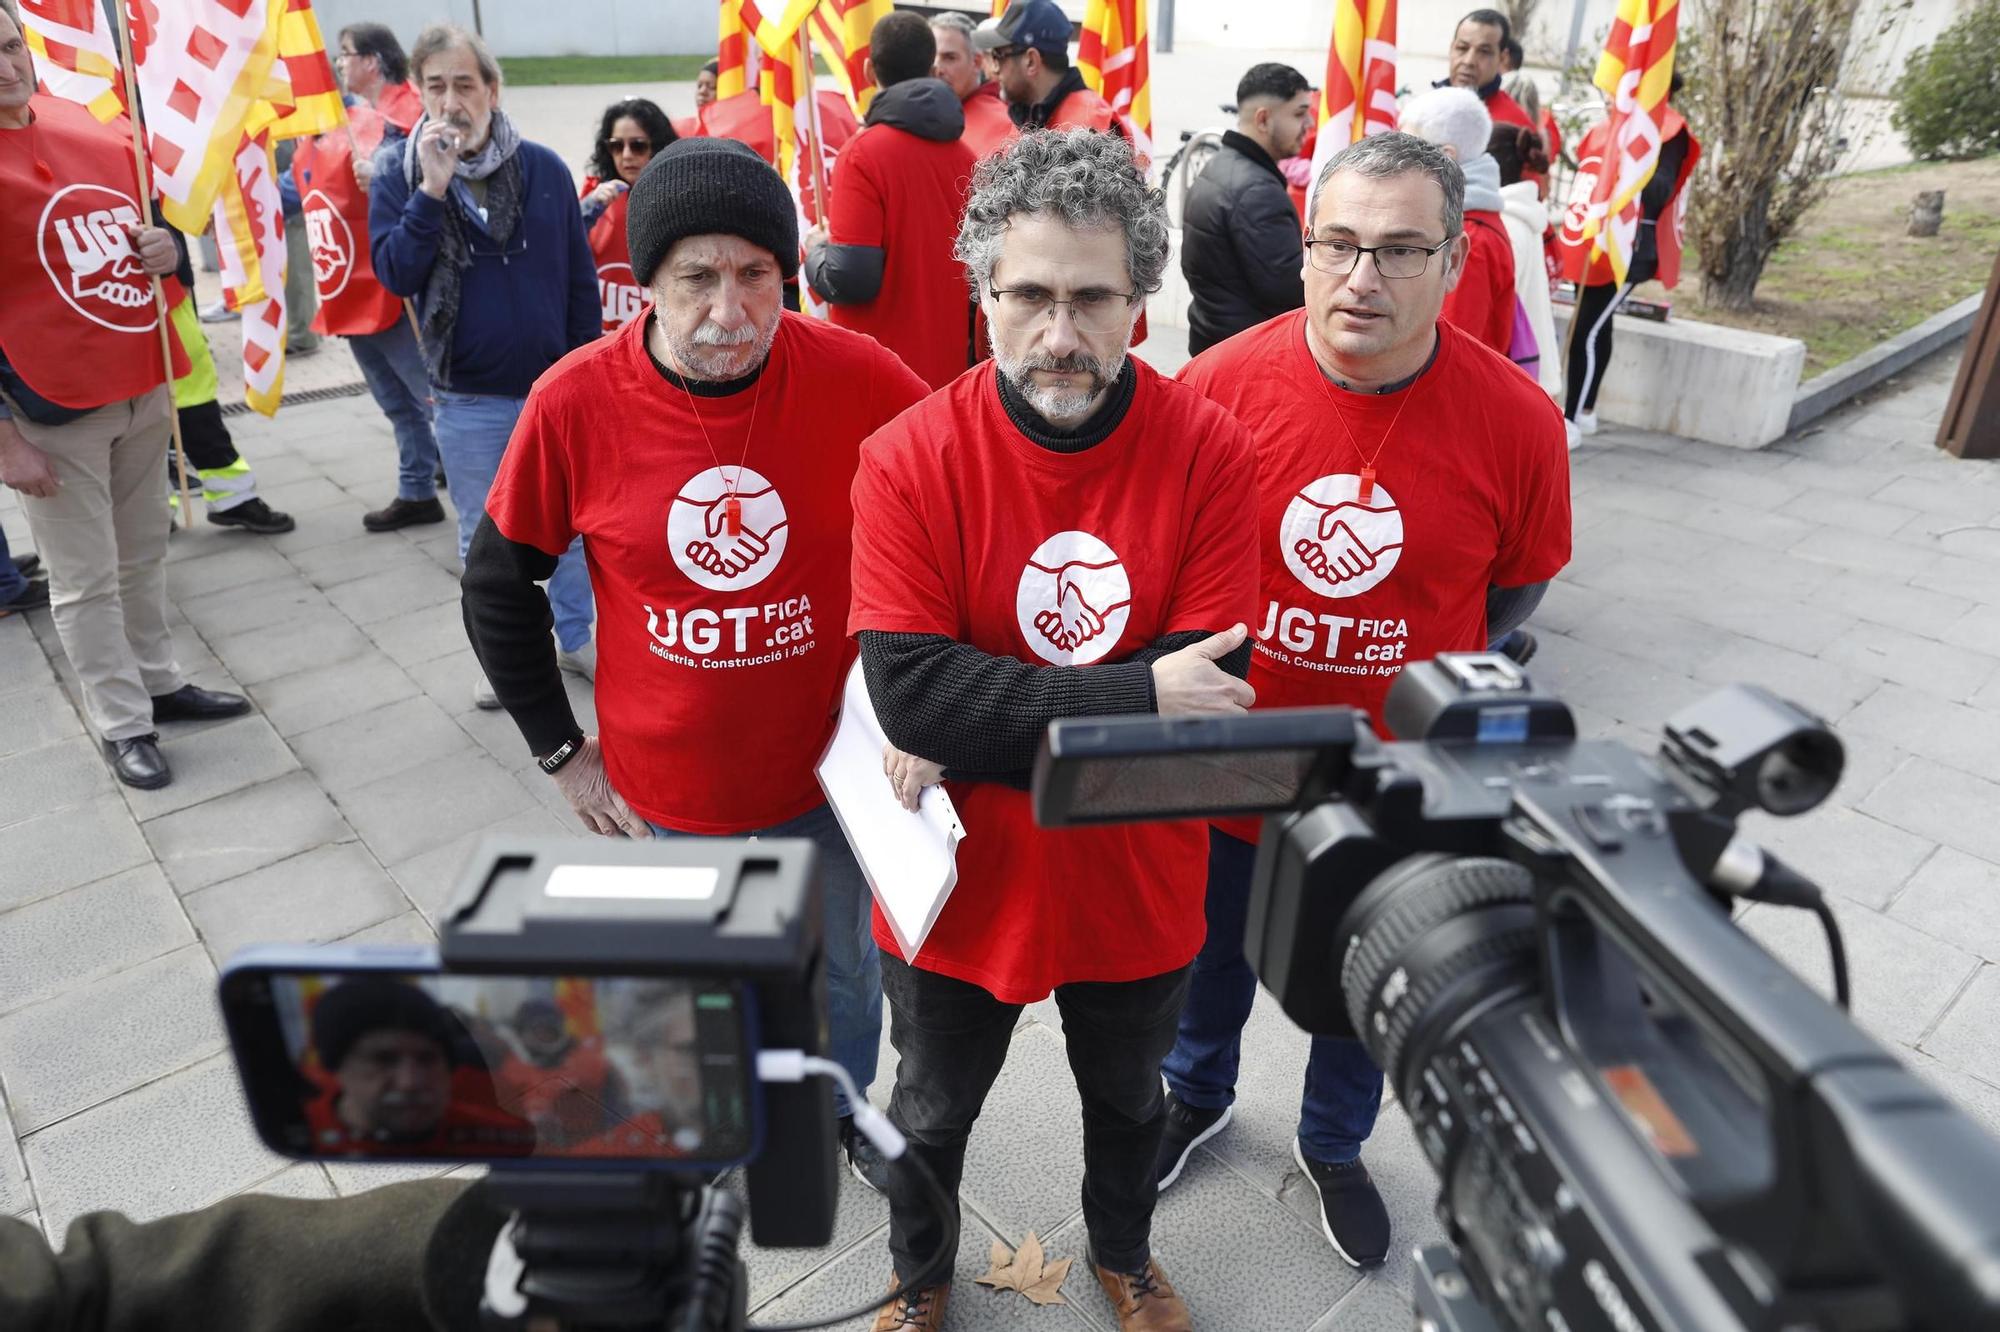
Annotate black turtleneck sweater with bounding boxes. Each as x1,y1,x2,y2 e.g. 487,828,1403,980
855,362,1250,785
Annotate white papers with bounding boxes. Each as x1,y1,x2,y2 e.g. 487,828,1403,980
816,661,967,962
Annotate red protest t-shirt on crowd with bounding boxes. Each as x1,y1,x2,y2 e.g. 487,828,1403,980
1442,212,1517,356
1179,313,1571,838
819,115,977,389
588,190,645,334
848,359,1260,1002
487,311,929,833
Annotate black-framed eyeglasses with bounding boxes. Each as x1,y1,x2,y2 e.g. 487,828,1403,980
988,45,1025,64
1304,235,1455,279
987,284,1141,334
605,137,654,154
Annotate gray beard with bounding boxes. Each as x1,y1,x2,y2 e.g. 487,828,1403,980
660,315,780,382
996,347,1127,426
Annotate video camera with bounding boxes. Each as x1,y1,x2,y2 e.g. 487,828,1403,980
219,838,948,1331
1033,654,2000,1331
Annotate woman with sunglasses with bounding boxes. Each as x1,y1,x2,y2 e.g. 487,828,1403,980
580,99,677,334
581,98,677,226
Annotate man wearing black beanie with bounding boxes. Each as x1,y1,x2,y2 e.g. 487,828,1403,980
461,138,930,1192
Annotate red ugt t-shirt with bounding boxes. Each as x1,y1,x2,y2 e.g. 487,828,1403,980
487,312,929,833
848,359,1260,1002
1179,314,1571,835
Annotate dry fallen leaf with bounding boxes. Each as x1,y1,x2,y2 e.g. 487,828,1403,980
975,1230,1073,1306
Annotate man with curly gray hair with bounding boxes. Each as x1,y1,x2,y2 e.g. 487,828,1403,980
844,129,1259,1332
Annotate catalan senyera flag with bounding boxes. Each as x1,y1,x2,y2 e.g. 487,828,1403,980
717,0,755,99
734,0,821,55
1078,0,1151,153
248,0,347,143
1571,0,1679,285
810,0,892,116
18,0,126,122
1311,0,1397,185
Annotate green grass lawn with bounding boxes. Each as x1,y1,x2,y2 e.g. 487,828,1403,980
498,53,831,86
499,55,711,86
1641,155,2000,375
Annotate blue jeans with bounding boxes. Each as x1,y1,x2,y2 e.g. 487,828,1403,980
346,318,439,502
1162,828,1383,1164
0,524,26,603
433,390,593,652
647,802,882,1117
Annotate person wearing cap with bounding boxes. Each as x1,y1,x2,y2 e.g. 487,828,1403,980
0,1,255,792
460,136,930,1191
850,129,1256,1332
978,0,1131,140
370,23,602,709
930,10,1015,160
804,12,977,390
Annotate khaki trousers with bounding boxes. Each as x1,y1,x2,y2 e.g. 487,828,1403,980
14,388,184,741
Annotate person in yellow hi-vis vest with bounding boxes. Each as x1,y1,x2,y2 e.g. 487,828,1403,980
162,286,295,534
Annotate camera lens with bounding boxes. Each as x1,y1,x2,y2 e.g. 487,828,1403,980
1338,855,1539,1089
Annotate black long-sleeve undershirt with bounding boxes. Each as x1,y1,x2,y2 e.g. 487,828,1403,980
461,514,577,758
858,629,1253,784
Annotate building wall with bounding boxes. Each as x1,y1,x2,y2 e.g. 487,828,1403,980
1169,0,1976,98
308,0,715,58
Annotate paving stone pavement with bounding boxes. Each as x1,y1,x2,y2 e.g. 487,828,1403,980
1,342,1996,1329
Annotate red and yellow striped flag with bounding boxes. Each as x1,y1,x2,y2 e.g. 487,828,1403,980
1077,0,1151,152
810,0,892,116
1312,0,1397,186
717,0,754,99
734,0,820,54
1573,0,1679,284
18,0,125,122
250,0,347,142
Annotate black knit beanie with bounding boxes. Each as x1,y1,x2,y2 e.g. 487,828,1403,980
312,978,457,1073
628,137,800,286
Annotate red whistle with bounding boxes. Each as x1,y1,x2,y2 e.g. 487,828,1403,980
724,495,743,536
1358,466,1377,506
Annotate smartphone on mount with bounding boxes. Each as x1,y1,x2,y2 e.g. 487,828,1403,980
219,945,763,1171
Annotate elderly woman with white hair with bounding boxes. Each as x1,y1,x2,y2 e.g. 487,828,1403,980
1398,84,1518,355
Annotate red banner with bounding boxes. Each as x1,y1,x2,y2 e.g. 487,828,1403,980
590,189,646,335
291,106,401,337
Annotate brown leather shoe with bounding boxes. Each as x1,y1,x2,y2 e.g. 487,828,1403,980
870,1275,949,1331
1094,1258,1191,1331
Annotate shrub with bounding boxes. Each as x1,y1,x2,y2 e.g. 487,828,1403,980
1892,0,2000,161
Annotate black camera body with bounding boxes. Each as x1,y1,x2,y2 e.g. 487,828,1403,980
1033,655,2000,1332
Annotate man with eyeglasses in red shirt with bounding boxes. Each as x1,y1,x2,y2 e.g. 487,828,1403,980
1162,130,1571,1273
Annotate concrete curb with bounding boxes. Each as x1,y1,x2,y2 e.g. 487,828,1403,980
1788,293,1984,433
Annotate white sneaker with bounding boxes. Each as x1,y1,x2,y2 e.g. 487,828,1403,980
1565,419,1583,452
1577,410,1599,437
198,300,239,323
557,640,596,681
472,671,500,710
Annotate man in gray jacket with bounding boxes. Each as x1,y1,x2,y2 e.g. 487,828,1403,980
1178,62,1314,356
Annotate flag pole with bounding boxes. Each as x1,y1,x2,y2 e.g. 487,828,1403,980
797,20,831,229
109,4,196,529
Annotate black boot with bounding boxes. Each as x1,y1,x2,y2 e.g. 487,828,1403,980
103,734,172,789
362,496,447,532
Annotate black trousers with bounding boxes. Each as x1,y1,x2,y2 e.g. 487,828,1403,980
880,951,1192,1283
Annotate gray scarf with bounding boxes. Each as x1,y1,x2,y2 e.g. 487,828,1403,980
402,110,525,386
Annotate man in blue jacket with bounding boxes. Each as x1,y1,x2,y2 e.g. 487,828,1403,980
370,24,600,708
